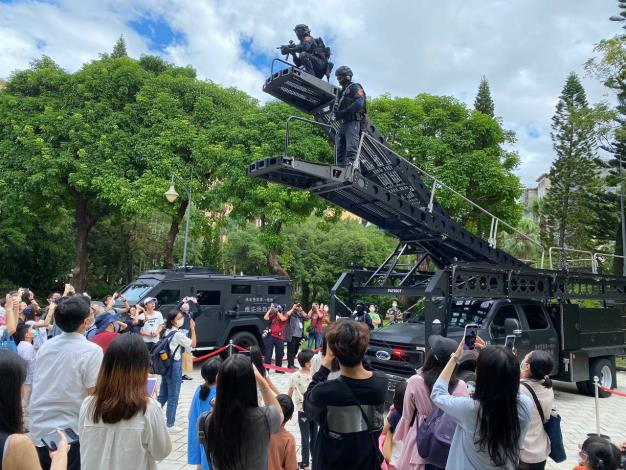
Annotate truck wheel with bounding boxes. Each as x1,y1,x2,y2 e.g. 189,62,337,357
229,331,259,351
457,370,476,395
589,357,616,398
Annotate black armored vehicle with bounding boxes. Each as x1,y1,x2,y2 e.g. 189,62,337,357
118,267,292,351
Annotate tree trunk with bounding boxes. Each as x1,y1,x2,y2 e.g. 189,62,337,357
557,191,570,270
71,195,98,292
302,282,311,308
164,201,188,269
267,248,289,277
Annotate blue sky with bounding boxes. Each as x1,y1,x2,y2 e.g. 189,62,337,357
0,0,619,185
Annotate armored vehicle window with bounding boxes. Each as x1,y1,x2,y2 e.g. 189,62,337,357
156,289,180,306
447,300,492,327
522,304,549,330
197,290,221,305
120,283,153,303
231,285,251,294
268,285,286,295
490,305,519,339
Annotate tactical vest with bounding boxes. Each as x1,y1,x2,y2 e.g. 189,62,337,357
338,83,367,121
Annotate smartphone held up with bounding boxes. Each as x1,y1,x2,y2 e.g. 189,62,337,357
463,323,479,351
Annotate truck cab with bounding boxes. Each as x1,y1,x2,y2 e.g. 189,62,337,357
118,268,292,351
367,297,623,400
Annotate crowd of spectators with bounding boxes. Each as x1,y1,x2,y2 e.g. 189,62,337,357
0,288,624,470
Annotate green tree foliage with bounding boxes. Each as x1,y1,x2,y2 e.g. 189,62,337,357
223,216,396,305
111,35,128,58
474,76,495,117
543,73,602,265
368,93,522,235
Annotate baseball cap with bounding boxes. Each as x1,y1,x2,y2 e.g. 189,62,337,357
428,335,459,365
142,297,157,306
94,313,117,333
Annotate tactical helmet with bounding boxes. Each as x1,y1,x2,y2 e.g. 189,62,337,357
354,300,366,313
335,65,353,78
294,24,311,35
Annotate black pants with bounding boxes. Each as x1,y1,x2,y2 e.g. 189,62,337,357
517,461,546,470
425,465,444,470
287,336,302,369
298,411,318,467
299,52,326,79
263,335,285,368
336,120,361,166
37,442,81,470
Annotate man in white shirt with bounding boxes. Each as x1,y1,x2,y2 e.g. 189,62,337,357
29,295,103,470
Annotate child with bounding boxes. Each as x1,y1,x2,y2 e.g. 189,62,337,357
188,357,222,470
268,394,298,470
288,349,317,470
573,435,622,470
15,323,36,423
381,380,407,470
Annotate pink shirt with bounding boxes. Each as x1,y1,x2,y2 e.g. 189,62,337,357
393,374,468,470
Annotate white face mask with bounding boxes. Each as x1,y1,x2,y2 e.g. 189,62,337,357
369,306,376,313
175,318,184,328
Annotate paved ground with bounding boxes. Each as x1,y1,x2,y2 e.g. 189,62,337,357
159,365,626,470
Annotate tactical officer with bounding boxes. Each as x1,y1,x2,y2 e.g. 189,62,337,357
333,66,366,167
279,24,329,79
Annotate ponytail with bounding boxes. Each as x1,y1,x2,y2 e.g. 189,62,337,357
527,351,553,389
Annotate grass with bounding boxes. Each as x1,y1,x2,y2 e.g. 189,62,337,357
617,356,626,369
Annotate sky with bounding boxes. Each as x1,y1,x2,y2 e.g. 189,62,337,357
0,0,620,186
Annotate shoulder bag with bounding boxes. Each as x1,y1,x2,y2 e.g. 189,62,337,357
521,382,566,463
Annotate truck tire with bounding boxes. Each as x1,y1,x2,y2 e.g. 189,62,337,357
589,357,616,398
457,370,476,394
229,331,259,351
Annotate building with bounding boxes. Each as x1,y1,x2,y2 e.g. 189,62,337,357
522,173,550,215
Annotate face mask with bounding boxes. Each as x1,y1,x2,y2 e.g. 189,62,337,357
32,330,38,339
520,361,527,372
175,318,184,328
369,306,376,313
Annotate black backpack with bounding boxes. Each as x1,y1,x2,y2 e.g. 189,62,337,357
314,37,331,60
150,331,180,375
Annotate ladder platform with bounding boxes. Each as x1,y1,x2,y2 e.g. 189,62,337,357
263,67,338,115
248,156,351,190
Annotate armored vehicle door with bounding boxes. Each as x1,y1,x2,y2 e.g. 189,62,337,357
152,282,188,317
488,302,531,360
193,283,227,348
516,303,558,372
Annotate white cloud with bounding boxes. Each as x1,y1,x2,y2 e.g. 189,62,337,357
0,0,620,185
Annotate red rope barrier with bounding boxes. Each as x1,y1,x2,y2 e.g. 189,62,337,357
192,344,230,363
599,385,626,397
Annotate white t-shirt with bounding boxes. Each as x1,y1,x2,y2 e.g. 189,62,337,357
139,311,164,343
16,340,36,385
288,370,311,412
162,328,192,361
79,396,172,470
29,332,104,442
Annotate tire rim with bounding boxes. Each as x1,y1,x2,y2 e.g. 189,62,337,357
600,365,612,388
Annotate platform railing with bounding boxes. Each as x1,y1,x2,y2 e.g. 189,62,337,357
359,132,546,268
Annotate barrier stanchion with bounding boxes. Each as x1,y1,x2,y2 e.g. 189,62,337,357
599,385,626,397
594,376,601,437
228,339,234,357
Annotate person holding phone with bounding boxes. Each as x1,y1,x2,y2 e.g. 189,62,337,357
431,337,532,470
79,334,171,469
263,304,288,370
139,298,164,351
0,349,69,470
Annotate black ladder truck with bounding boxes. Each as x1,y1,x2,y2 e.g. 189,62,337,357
248,61,626,398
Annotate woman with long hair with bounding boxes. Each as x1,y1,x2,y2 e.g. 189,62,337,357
78,334,171,469
431,340,532,470
249,345,279,403
157,309,196,432
394,335,469,470
188,357,222,470
518,350,555,470
0,349,69,469
204,354,284,470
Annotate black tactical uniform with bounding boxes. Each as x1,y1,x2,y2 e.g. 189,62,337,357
281,24,329,79
334,66,366,166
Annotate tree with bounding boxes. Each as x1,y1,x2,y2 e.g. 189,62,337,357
111,35,128,58
543,73,601,267
474,76,495,117
368,94,522,235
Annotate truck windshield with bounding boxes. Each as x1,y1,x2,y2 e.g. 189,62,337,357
408,299,493,327
120,283,154,303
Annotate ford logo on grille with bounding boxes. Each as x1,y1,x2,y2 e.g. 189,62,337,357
376,350,391,361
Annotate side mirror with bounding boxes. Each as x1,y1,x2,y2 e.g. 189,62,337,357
504,318,521,336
